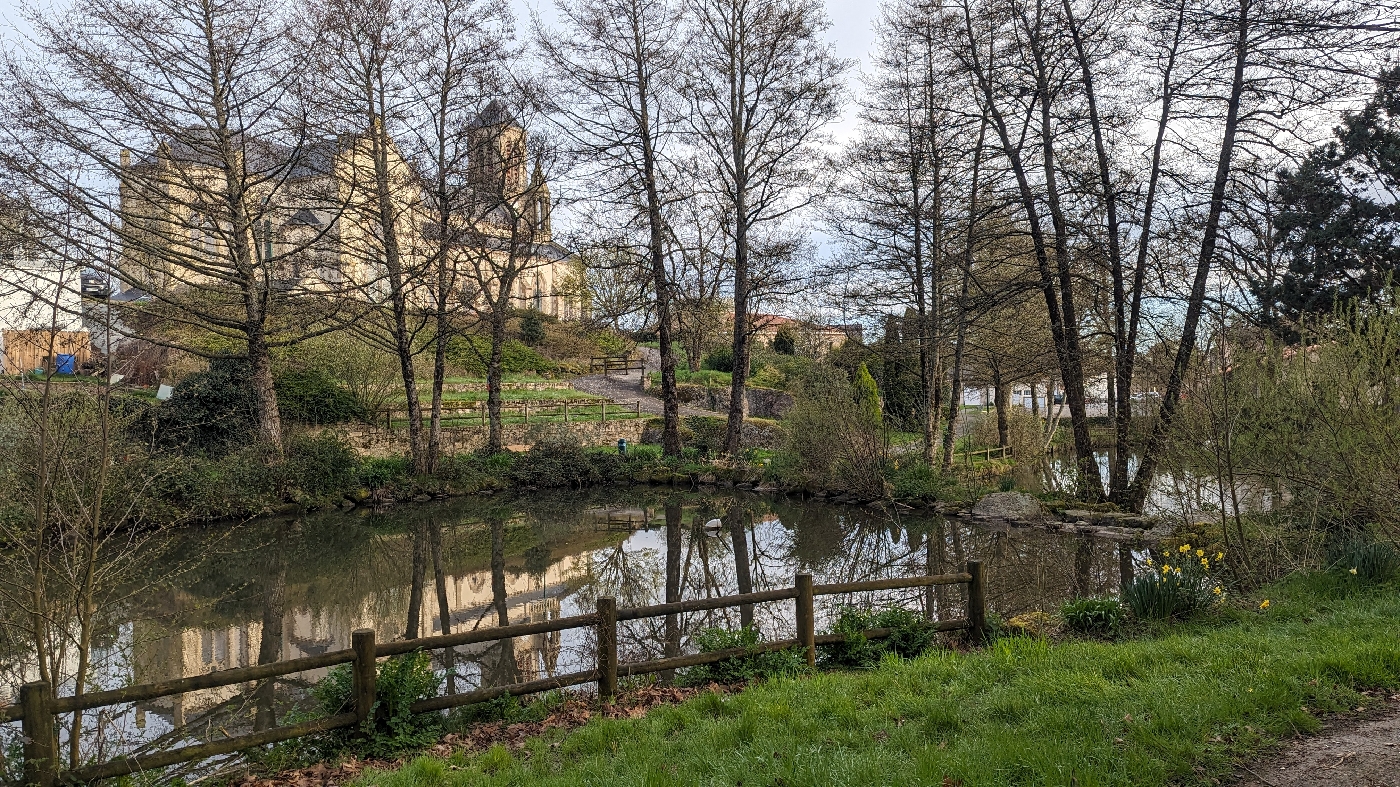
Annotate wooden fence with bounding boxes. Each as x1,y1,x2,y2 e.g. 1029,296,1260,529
376,399,643,430
589,355,644,375
955,445,1011,465
2,564,985,787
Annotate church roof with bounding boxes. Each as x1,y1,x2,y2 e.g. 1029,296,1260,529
469,99,516,129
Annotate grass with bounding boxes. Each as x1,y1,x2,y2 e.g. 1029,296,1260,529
357,574,1400,787
650,368,733,387
391,389,602,404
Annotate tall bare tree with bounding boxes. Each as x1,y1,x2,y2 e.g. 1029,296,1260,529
682,0,848,454
539,0,688,456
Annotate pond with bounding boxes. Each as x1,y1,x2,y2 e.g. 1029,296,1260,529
0,490,1139,772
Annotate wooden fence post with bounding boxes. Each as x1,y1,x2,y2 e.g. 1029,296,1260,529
523,400,528,424
20,681,55,787
352,629,377,725
596,597,617,704
563,402,569,423
966,561,986,643
600,401,607,424
795,573,815,668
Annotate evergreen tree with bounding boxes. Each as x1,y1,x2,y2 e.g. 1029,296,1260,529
1268,68,1400,329
855,363,883,427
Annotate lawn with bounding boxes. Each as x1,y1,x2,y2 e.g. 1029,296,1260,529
391,388,602,404
358,574,1400,787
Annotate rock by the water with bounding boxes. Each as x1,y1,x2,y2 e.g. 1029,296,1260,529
972,492,1045,521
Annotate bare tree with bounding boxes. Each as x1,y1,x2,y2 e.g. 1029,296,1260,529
539,0,689,455
1,0,344,454
682,0,848,454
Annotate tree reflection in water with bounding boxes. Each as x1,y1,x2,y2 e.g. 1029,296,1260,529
2,490,1144,763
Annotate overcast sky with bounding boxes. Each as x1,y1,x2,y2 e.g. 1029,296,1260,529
0,0,881,137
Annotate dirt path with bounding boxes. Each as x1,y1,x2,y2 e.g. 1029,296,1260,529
569,347,713,419
1233,693,1400,787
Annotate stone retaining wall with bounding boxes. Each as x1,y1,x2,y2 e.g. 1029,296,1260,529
675,383,794,419
321,419,647,458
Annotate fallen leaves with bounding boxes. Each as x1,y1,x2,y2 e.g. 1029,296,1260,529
234,683,724,787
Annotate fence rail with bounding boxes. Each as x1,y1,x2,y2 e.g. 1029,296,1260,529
375,398,643,430
955,445,1011,465
589,355,644,375
5,564,985,787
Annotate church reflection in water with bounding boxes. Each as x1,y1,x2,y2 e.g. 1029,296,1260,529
89,490,1135,738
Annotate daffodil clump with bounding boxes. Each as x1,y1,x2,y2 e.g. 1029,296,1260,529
1123,543,1229,620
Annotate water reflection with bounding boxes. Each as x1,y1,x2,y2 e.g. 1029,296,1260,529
2,490,1141,766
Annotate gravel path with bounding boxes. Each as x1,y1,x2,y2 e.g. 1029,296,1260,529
1234,694,1400,787
569,347,713,418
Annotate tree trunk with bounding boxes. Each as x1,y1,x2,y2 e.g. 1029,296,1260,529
487,311,507,452
1128,0,1251,512
993,368,1009,448
246,331,282,453
1111,0,1188,506
727,505,753,628
405,523,428,639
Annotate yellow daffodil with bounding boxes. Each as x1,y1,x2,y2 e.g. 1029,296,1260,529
1146,558,1155,566
1162,566,1171,575
1174,568,1182,576
1213,586,1223,595
1216,552,1224,561
1349,568,1358,575
1179,544,1191,553
1196,549,1204,557
1201,558,1210,568
1259,599,1271,610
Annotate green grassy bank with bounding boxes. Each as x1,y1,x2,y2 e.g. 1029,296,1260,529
360,575,1400,787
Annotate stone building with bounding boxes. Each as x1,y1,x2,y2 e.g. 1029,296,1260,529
116,102,581,319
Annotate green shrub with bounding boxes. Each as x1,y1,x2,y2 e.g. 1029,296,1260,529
1060,597,1124,637
677,627,805,686
520,311,546,346
772,328,796,355
1123,573,1210,620
701,345,734,373
152,357,256,456
683,415,728,457
775,364,886,498
275,367,365,425
1329,538,1400,582
315,651,441,758
282,432,359,497
818,607,939,670
359,456,410,489
509,427,598,488
446,336,554,376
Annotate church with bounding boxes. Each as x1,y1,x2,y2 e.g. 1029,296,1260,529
117,101,582,319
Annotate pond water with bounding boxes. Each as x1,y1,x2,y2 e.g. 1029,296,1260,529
0,490,1139,771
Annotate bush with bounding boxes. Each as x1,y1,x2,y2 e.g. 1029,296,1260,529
683,415,728,457
1329,537,1400,582
152,357,256,456
315,652,441,758
1060,597,1124,637
509,427,598,488
520,310,546,346
818,607,939,670
775,364,886,498
701,345,734,373
282,432,359,498
275,367,365,425
772,328,796,355
967,405,1044,460
446,336,555,376
677,627,805,686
